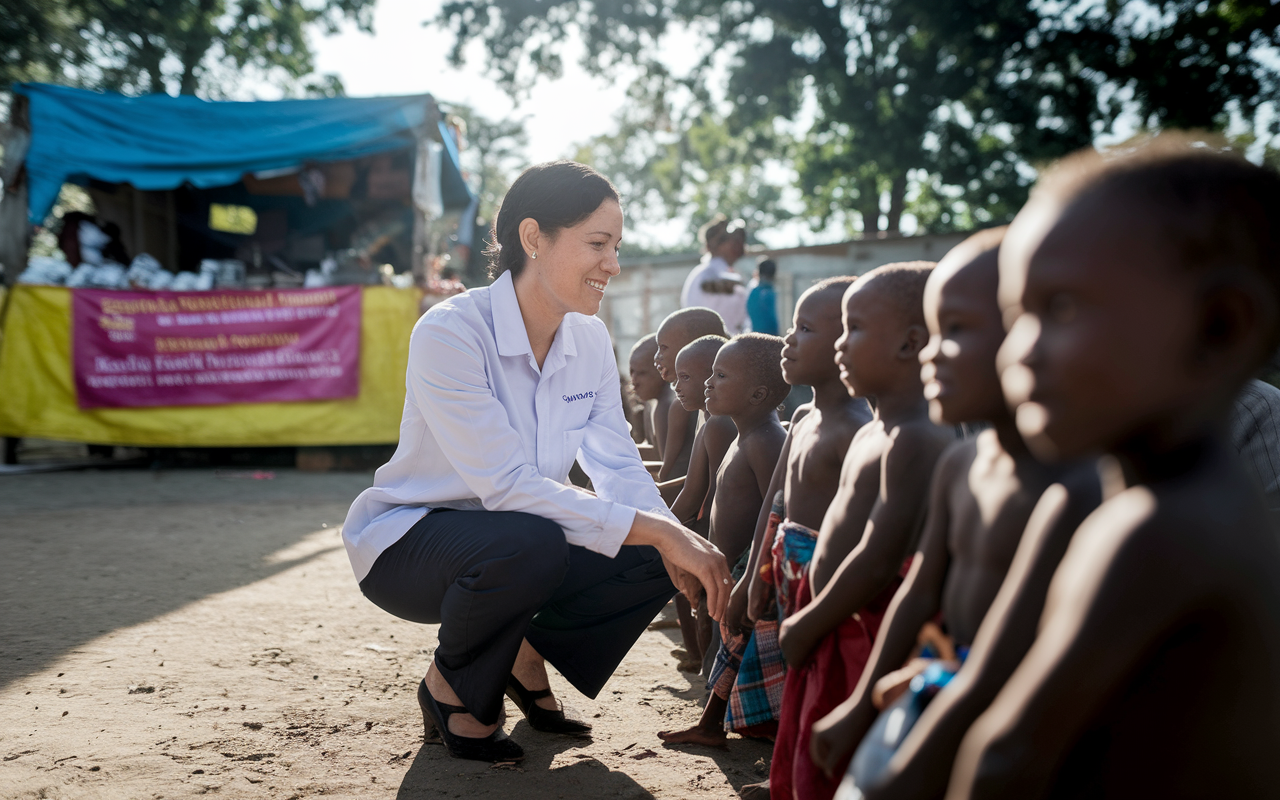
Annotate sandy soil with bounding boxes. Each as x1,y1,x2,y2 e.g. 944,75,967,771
0,468,772,799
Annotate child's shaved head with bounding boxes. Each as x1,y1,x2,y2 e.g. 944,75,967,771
854,261,936,329
659,307,729,341
1033,134,1280,354
729,333,790,407
804,275,858,305
631,333,658,360
673,334,727,411
655,307,729,382
680,334,728,362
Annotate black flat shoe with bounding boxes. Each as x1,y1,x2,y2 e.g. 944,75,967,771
505,675,593,736
417,680,524,762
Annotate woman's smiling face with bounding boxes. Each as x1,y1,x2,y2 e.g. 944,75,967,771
521,199,624,317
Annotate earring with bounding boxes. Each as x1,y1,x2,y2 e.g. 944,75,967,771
530,252,538,260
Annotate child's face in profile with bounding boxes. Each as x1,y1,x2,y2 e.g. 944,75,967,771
654,323,686,383
629,350,665,402
834,282,898,398
997,195,1201,461
920,249,1006,426
783,289,843,387
704,343,755,417
674,348,717,412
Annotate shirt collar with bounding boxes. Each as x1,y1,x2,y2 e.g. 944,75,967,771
489,269,581,368
491,271,532,358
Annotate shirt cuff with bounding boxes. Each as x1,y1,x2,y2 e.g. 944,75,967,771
594,501,637,559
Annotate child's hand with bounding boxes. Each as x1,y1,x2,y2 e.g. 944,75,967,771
779,610,819,668
725,579,751,635
809,704,860,780
659,552,701,606
747,575,774,623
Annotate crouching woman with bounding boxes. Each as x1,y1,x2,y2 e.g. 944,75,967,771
341,161,731,763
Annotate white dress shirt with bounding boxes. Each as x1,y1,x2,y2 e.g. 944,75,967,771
680,254,748,334
341,270,678,583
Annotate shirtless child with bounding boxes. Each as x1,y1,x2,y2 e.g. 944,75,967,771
658,333,790,745
807,232,1099,799
772,263,955,800
947,138,1280,799
658,279,874,787
667,334,736,670
629,334,676,464
654,308,729,481
669,336,739,528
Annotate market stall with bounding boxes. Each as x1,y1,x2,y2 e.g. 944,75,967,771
0,83,472,450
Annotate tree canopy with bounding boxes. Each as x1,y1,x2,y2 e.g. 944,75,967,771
1,0,375,97
437,0,1280,238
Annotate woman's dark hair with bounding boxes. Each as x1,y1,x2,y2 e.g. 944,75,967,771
485,160,619,280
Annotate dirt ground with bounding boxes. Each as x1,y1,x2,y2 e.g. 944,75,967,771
0,468,772,799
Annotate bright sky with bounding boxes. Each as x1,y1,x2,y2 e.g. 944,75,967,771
311,0,632,166
306,0,767,249
301,0,865,248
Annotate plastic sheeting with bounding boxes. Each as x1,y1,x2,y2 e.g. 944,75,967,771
0,285,420,446
14,83,472,224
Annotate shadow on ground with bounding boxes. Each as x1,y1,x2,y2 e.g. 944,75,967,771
0,468,372,690
396,726,657,800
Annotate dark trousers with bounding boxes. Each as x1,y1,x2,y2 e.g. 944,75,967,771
359,508,676,725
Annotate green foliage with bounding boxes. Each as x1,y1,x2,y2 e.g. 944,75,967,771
571,73,795,248
0,0,89,88
3,0,374,97
436,0,1280,236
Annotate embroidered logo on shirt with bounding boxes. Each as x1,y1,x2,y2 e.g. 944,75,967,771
562,391,595,403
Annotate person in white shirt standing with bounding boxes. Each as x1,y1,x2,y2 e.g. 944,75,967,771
342,161,732,764
681,216,750,334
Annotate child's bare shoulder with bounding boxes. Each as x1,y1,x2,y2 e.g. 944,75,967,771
705,414,739,446
936,437,980,486
886,417,954,461
1061,467,1275,609
740,418,787,457
790,402,815,428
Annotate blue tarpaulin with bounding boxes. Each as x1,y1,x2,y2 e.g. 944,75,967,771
14,83,472,224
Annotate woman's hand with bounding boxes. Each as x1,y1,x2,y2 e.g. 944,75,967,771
627,511,732,620
659,551,703,607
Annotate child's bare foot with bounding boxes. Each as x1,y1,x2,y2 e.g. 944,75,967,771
739,780,769,799
657,723,728,747
670,648,702,672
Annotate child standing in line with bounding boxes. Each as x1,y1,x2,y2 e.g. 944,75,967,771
629,334,676,461
667,334,736,671
658,333,790,746
654,308,728,482
808,231,1099,799
659,279,871,792
949,137,1280,800
772,263,954,800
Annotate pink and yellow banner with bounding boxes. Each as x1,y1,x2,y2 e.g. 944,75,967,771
72,287,361,409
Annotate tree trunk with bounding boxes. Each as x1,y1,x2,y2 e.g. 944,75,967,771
859,179,881,235
179,0,218,95
140,36,164,94
885,174,906,234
